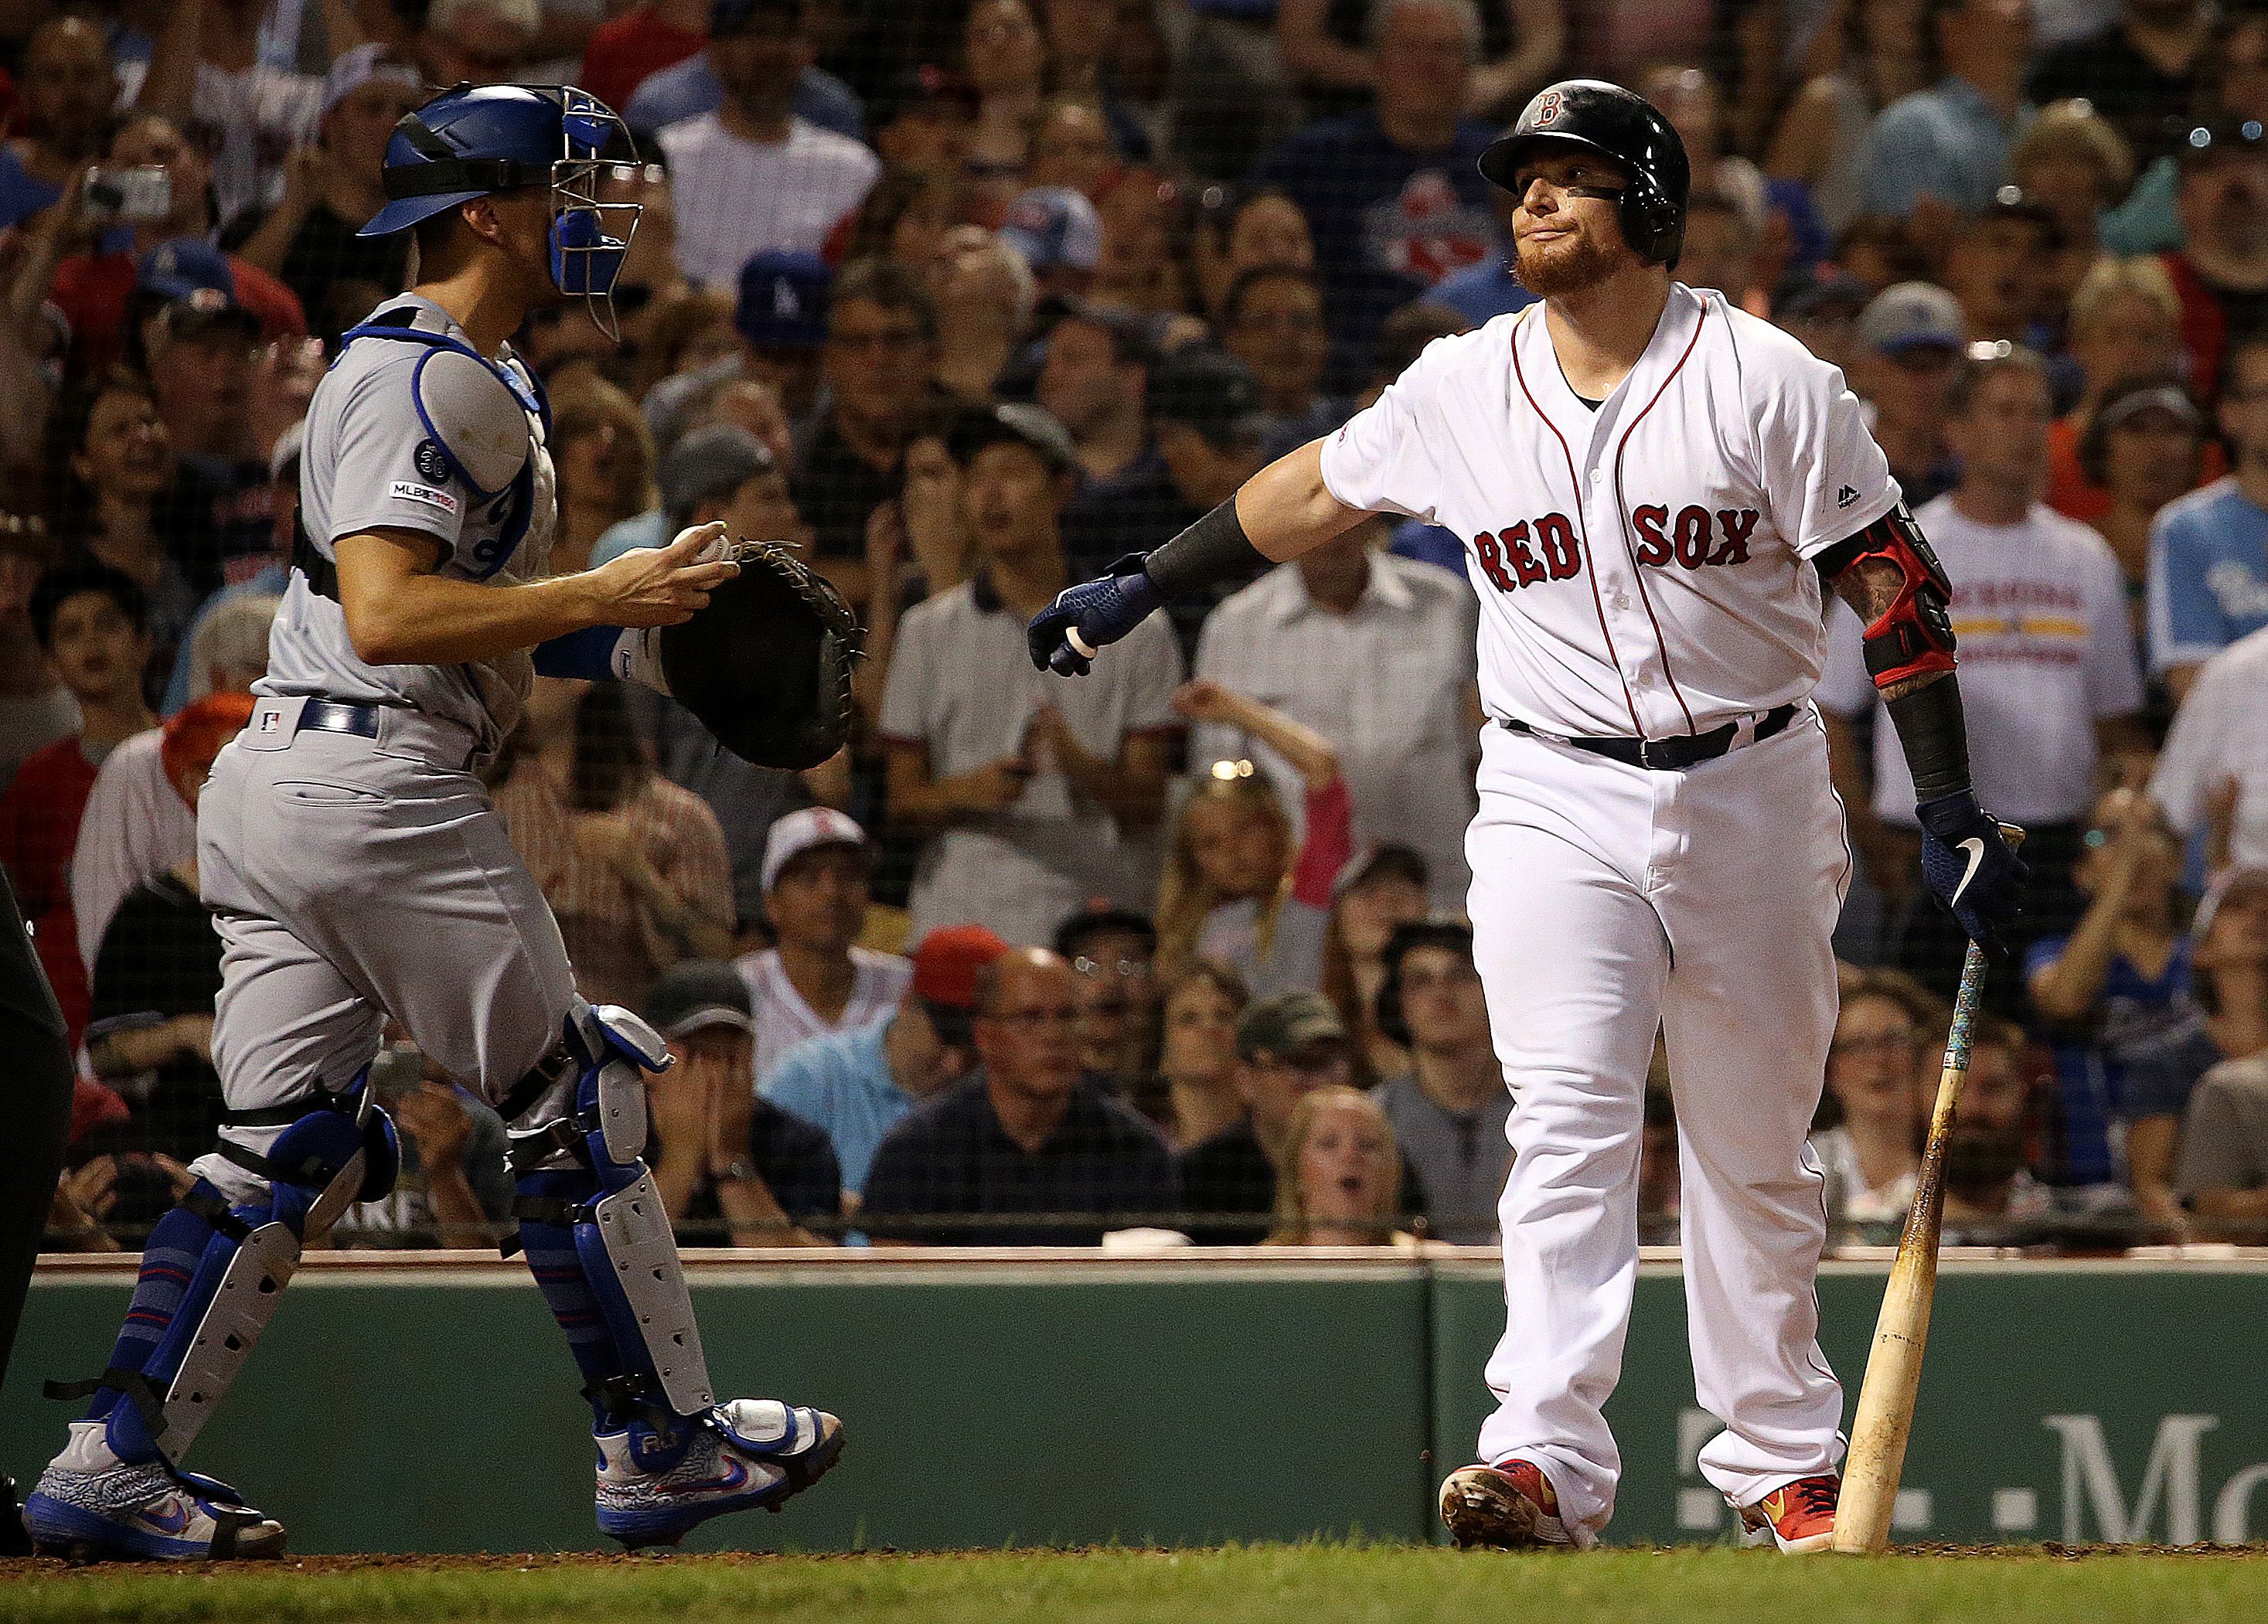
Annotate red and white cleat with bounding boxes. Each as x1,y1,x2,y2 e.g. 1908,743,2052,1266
1439,1459,1575,1551
1738,1473,1840,1554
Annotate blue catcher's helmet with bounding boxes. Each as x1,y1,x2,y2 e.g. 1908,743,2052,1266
361,82,643,337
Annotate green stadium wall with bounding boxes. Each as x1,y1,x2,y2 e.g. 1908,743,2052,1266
8,1256,2267,1553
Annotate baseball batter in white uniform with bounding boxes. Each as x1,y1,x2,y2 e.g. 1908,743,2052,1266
27,84,841,1563
1030,80,2024,1552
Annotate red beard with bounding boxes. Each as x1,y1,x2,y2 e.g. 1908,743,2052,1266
1512,226,1633,298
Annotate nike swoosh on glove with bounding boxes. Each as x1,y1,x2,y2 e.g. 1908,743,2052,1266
1027,553,1163,676
1917,791,2026,951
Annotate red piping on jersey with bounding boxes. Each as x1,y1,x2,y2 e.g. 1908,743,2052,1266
1508,318,1643,737
1609,302,1710,736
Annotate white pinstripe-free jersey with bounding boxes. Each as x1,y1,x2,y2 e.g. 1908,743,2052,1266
735,945,911,1091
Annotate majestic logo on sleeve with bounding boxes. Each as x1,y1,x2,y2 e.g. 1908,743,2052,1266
1837,485,1859,509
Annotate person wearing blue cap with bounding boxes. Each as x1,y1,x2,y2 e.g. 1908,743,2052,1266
21,82,844,1564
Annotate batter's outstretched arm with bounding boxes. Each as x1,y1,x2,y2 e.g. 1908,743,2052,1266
1818,506,2025,948
335,522,736,666
1028,440,1372,676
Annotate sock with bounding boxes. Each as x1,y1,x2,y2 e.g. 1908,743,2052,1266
84,1194,223,1448
516,1169,630,1431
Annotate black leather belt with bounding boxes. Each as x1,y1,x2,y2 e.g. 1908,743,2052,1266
298,699,383,739
1500,703,1797,771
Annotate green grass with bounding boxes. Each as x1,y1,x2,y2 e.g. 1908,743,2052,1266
9,1544,2268,1624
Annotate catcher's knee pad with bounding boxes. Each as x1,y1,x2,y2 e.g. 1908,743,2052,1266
66,1078,397,1466
509,1002,715,1421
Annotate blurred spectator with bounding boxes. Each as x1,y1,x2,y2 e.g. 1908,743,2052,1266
792,259,938,578
1220,264,1349,455
1265,1084,1408,1246
1059,346,1270,646
1058,905,1160,1106
1941,195,2058,346
1765,0,1933,237
762,922,1008,1202
1054,901,1158,978
2009,101,2135,315
1677,191,1761,308
2178,1039,2268,1240
867,64,978,191
1370,918,1507,1244
161,400,298,720
37,367,192,703
881,404,1178,945
1153,958,1250,1151
1253,0,1500,352
2028,788,2191,1191
1848,283,1963,506
0,18,118,232
344,1038,513,1249
1832,215,1933,294
1427,181,1539,327
1858,0,2031,220
595,407,803,574
620,0,867,141
170,591,277,719
931,222,1037,403
730,250,831,421
853,407,976,721
656,0,880,290
1937,1017,2055,1239
46,1140,196,1252
999,186,1102,305
1823,349,2144,998
959,0,1047,223
833,168,952,277
2079,377,2205,615
141,279,281,566
1191,185,1316,323
1769,269,1873,376
1813,970,1933,1229
117,0,325,226
630,288,739,403
1162,684,1350,996
2151,626,2268,874
493,678,736,1009
861,946,1177,1244
1277,0,1565,126
1636,63,1772,242
2048,257,2192,524
579,0,713,116
82,693,249,1166
2147,333,2268,702
1036,0,1153,163
639,958,839,1244
2123,866,2268,1234
222,46,421,348
0,524,77,790
1088,167,1193,317
2099,11,2268,257
1037,301,1153,482
1191,523,1477,910
1178,989,1357,1242
0,561,153,1044
1027,98,1119,199
1320,844,1432,1084
37,114,305,381
550,381,657,574
2161,120,2268,405
419,0,540,89
2027,0,2211,169
1167,1,1303,185
736,806,911,1084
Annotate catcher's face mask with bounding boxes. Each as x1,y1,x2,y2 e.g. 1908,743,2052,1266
547,88,643,341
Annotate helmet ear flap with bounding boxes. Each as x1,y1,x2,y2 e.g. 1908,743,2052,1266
1617,179,1684,265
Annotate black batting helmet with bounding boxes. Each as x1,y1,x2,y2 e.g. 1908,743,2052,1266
1479,80,1691,266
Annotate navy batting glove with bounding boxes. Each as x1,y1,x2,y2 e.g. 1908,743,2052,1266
1027,553,1163,676
1916,792,2026,952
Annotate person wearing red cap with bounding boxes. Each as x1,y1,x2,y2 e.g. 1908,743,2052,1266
760,923,1008,1204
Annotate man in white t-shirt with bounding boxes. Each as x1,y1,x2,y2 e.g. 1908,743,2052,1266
734,805,911,1087
2151,624,2268,873
1822,347,2146,997
656,0,880,291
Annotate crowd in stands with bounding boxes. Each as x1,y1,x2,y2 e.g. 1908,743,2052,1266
10,0,2268,1252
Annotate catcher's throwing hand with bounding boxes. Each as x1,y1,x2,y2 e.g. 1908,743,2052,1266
1027,553,1163,676
593,519,739,626
1916,792,2026,951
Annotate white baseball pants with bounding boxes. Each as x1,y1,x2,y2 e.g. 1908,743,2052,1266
1467,708,1849,1541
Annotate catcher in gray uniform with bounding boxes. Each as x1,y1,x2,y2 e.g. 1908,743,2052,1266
27,82,857,1561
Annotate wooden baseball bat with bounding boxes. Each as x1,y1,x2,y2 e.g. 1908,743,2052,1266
1833,826,2020,1554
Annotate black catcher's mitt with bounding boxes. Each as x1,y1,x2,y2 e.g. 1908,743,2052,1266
658,540,861,769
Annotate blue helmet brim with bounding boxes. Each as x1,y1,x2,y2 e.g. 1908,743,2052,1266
358,189,489,239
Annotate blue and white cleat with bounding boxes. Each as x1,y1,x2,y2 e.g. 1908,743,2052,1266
594,1398,844,1548
23,1421,288,1561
